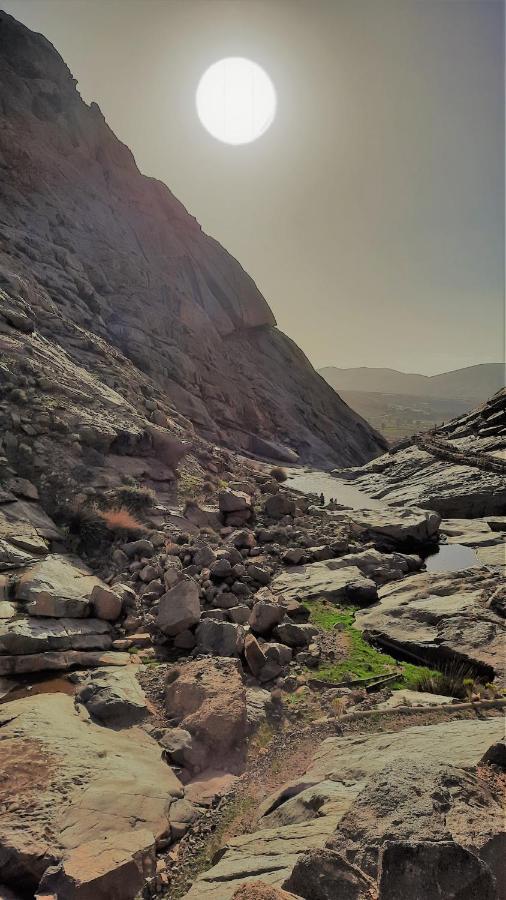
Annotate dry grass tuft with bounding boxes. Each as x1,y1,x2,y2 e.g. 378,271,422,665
270,466,288,483
96,506,146,536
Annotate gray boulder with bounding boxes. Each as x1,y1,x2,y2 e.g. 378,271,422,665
378,840,497,900
196,619,245,656
249,600,284,635
156,576,201,637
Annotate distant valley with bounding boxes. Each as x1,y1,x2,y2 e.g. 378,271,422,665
319,363,505,441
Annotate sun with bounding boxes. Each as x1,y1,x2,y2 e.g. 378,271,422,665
196,57,276,145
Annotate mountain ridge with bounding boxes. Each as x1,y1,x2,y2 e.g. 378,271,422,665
0,10,386,468
319,362,504,400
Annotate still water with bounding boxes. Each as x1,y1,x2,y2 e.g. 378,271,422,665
424,543,479,573
285,468,383,510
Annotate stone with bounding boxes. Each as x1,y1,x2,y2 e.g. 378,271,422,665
159,727,193,766
274,621,318,647
90,584,123,621
210,558,233,579
264,494,296,520
74,666,149,726
165,657,248,770
0,649,129,676
249,601,284,635
194,545,217,568
282,549,305,565
350,507,441,546
283,848,374,899
0,616,112,656
228,605,251,625
0,694,182,890
220,491,252,514
271,564,377,606
355,567,505,682
156,576,201,637
378,840,497,900
244,633,268,678
15,554,106,618
38,829,157,900
246,564,271,585
169,798,199,841
121,540,154,559
196,619,245,656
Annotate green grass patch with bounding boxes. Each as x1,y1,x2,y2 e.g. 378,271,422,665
304,600,439,689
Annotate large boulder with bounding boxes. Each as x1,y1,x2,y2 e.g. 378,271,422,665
350,507,441,546
0,616,112,656
165,657,248,771
264,494,297,520
271,564,377,606
355,567,506,682
156,576,201,636
15,554,107,618
74,666,149,727
378,840,497,900
38,829,157,900
0,693,182,892
195,619,245,657
283,848,374,899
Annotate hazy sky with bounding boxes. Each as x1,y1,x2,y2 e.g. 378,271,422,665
5,0,505,374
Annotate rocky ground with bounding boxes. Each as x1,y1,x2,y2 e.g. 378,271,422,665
0,434,504,898
0,11,505,900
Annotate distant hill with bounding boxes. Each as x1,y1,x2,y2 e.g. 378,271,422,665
319,363,505,400
319,364,505,442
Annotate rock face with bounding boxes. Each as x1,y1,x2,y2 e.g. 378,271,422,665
377,840,498,900
355,567,506,682
0,11,386,469
0,693,183,892
183,719,505,899
337,390,506,515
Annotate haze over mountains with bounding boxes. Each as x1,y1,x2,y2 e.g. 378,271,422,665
319,363,505,442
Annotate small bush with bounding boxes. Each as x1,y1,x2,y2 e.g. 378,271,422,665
60,501,109,553
415,661,480,699
96,506,146,537
270,466,288,483
111,484,156,512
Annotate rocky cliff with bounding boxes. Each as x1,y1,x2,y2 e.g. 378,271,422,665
0,11,386,469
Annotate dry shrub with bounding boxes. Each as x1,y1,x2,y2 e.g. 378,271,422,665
270,466,287,482
112,484,156,511
96,506,146,537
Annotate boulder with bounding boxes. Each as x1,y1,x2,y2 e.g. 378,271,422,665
378,840,497,900
38,829,157,900
244,633,268,678
90,585,123,621
220,491,252,514
0,694,182,891
0,616,112,656
264,494,296,520
15,554,106,618
196,619,245,657
349,507,441,546
165,657,248,770
156,576,201,637
249,601,284,635
355,567,506,682
274,622,318,647
232,883,299,900
159,727,193,767
0,649,129,676
271,564,377,606
283,848,374,899
74,666,149,726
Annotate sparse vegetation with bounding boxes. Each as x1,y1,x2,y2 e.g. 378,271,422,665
96,506,146,537
270,466,288,482
110,483,156,512
304,600,440,689
414,663,489,699
177,471,203,499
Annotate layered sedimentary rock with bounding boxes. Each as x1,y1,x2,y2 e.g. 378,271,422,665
0,12,386,470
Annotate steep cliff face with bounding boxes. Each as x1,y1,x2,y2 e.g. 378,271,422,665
0,11,386,466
